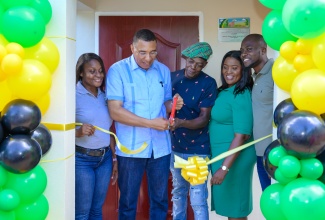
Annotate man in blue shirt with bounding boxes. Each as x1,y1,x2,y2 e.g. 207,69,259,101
169,42,217,220
106,29,183,220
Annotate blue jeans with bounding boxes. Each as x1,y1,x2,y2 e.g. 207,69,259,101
75,149,113,220
117,153,171,220
170,151,209,220
257,156,271,191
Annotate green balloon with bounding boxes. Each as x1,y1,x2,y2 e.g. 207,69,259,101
1,6,45,48
300,158,324,180
0,210,15,220
275,169,297,185
278,155,301,178
0,189,20,211
281,178,325,220
282,0,325,39
4,166,47,203
262,10,298,51
269,146,288,166
259,0,286,10
15,194,49,220
29,0,52,24
0,0,32,10
260,183,287,220
0,166,8,188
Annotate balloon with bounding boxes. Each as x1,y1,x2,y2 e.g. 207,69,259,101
0,134,42,173
15,194,49,220
1,54,23,75
278,155,301,178
0,210,15,220
279,41,297,61
0,68,6,82
32,93,50,116
295,38,315,55
262,10,298,51
5,43,24,58
277,110,325,159
300,158,324,180
312,34,325,71
0,121,4,143
1,99,41,134
291,69,325,115
280,178,325,220
1,6,45,47
259,0,286,10
316,150,325,184
282,0,325,39
0,0,32,9
0,80,12,112
30,124,52,156
260,183,287,220
293,54,316,73
7,59,52,101
0,189,20,211
29,0,52,24
275,169,297,185
0,34,8,46
263,139,282,179
272,56,299,92
269,146,288,166
0,166,8,188
4,165,47,203
0,44,7,61
273,98,298,127
25,37,60,73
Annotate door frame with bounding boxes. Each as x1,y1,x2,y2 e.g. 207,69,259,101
94,11,204,54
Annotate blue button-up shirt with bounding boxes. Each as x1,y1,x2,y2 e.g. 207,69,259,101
106,55,172,158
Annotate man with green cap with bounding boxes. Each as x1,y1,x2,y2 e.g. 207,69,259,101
169,42,217,220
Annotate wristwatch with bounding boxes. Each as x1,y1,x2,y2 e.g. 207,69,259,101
221,165,229,172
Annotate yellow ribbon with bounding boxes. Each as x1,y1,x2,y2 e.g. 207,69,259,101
75,123,148,155
174,134,273,185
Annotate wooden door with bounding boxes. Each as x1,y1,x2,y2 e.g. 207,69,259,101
99,16,199,220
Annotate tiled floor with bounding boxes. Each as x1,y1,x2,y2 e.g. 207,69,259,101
208,165,265,220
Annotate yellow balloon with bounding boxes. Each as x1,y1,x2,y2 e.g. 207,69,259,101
7,59,52,101
291,69,325,115
293,54,316,73
25,37,60,73
295,38,315,55
0,80,12,111
33,93,50,116
1,54,23,75
0,67,7,82
272,56,299,92
312,34,325,71
5,43,25,58
280,41,297,61
0,45,7,62
0,34,8,46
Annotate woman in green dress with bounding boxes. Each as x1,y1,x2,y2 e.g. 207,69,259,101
209,50,255,220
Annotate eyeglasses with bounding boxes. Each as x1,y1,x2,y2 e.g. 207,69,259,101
134,46,158,58
186,58,206,69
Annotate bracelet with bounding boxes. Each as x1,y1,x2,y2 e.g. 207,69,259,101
113,158,117,162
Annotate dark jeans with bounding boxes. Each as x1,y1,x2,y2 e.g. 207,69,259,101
257,156,271,191
117,153,171,220
75,149,113,220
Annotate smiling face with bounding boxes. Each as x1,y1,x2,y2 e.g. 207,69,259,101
80,59,104,94
131,39,157,70
184,57,207,79
222,57,242,87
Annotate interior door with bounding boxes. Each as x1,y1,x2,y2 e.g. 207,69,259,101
99,16,199,220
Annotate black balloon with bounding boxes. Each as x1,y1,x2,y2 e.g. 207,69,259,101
31,124,52,156
277,110,325,159
0,122,3,143
0,134,42,174
1,99,41,135
263,139,282,179
273,98,298,127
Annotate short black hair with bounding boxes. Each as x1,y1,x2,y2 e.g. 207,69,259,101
133,29,157,44
219,50,253,95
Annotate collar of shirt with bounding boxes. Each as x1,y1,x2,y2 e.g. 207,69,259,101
76,81,103,96
130,55,160,72
252,58,274,81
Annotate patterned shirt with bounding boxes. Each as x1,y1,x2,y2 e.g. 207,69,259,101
171,69,217,154
106,55,172,158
